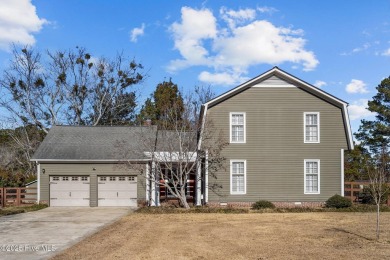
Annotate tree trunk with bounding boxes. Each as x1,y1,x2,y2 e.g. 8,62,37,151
178,194,190,209
376,203,380,240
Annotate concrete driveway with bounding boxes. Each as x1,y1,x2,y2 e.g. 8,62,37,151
0,207,133,260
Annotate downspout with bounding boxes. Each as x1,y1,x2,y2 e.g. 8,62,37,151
37,162,40,203
341,149,345,197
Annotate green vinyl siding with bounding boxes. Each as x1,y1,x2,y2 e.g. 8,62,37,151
39,163,146,206
207,83,349,203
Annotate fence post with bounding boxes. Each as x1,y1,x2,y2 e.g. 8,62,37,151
0,188,3,207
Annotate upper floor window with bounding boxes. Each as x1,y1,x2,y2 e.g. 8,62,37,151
304,112,320,143
304,159,320,194
230,112,246,143
230,160,246,194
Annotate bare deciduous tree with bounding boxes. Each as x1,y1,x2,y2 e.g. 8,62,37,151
366,147,390,240
124,91,227,208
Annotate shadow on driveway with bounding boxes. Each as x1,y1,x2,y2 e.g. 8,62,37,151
0,207,133,260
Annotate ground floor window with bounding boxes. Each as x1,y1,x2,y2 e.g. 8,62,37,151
304,159,320,194
230,160,246,194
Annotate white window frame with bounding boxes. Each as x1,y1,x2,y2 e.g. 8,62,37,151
304,112,320,143
230,160,247,195
230,112,246,143
304,159,320,194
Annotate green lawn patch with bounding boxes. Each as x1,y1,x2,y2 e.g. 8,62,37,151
0,204,48,216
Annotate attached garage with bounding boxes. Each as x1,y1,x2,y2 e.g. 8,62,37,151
50,176,90,206
98,176,137,206
32,126,154,207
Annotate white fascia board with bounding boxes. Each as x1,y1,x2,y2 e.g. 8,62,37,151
197,104,208,150
344,104,354,150
203,68,277,107
279,71,348,107
144,152,197,162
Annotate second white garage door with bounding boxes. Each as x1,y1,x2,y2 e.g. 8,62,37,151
98,176,137,206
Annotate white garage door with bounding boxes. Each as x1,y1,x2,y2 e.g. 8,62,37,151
98,176,137,207
50,176,90,206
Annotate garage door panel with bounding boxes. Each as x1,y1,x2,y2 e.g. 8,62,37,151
50,176,90,207
98,176,137,207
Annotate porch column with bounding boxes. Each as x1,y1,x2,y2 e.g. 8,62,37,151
196,155,202,206
150,161,157,206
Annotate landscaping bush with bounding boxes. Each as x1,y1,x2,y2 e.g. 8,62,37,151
325,194,352,208
252,200,275,209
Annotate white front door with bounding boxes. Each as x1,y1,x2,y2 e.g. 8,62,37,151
98,176,137,207
50,176,90,206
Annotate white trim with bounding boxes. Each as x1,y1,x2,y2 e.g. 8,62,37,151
341,149,345,196
304,159,320,194
204,68,276,107
205,150,209,203
197,104,208,150
252,84,295,88
145,163,150,204
150,161,156,206
204,67,347,107
230,160,247,195
230,112,246,143
196,159,202,206
344,105,354,149
37,163,40,203
304,112,320,144
144,152,197,162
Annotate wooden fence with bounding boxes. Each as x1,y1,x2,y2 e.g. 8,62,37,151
0,187,37,207
344,181,390,206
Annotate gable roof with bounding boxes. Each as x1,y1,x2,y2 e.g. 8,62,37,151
31,125,157,162
199,67,354,150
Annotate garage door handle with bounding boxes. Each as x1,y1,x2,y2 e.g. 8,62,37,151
117,192,118,197
69,192,71,197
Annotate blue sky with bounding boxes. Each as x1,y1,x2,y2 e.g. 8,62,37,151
0,1,390,134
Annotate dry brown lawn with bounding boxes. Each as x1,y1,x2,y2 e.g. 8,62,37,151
52,212,390,260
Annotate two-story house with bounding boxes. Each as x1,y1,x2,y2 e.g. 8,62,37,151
31,67,353,207
198,67,353,207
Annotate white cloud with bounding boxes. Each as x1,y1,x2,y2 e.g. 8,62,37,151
352,43,370,53
348,99,375,121
314,80,327,88
257,6,278,14
130,23,145,42
198,70,248,85
346,79,368,94
220,7,256,29
382,48,390,56
0,0,47,50
168,7,217,70
168,6,319,85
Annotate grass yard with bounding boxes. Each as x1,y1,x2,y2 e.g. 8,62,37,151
0,204,47,216
52,212,390,260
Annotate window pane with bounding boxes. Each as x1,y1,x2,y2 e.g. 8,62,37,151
306,174,318,192
231,114,245,142
306,114,317,125
232,114,244,125
232,174,244,192
305,114,318,142
232,162,245,193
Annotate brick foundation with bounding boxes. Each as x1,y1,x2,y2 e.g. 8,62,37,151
207,201,325,208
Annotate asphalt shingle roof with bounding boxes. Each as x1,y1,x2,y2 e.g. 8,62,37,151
32,125,157,160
